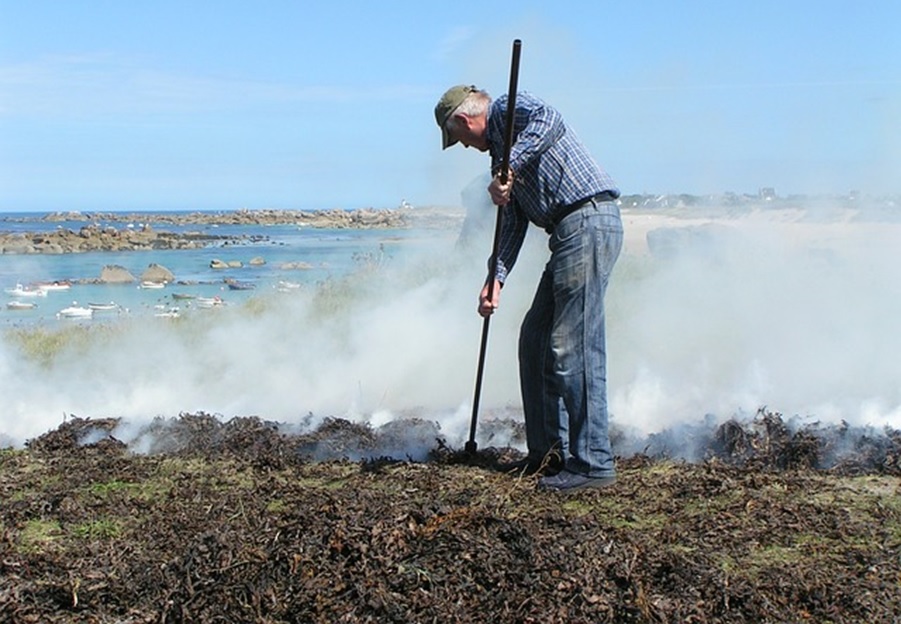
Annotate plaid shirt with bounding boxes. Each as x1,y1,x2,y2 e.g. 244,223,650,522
487,91,619,283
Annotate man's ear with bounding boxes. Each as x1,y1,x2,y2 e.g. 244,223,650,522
454,112,473,129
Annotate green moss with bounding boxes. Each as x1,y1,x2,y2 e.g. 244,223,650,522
266,499,289,513
72,518,123,540
19,519,63,553
746,544,805,567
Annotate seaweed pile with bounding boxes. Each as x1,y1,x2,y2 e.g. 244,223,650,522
1,411,899,623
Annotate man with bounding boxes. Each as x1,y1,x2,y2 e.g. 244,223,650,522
435,84,624,492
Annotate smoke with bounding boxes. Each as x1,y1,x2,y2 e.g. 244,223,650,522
0,215,539,449
2,201,900,463
608,202,901,439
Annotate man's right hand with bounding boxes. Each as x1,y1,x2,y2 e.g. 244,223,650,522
487,169,514,206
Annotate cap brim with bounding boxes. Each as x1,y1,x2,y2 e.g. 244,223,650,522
441,125,457,150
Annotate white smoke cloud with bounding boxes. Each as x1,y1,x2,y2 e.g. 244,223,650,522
0,217,539,448
608,203,901,436
2,201,899,458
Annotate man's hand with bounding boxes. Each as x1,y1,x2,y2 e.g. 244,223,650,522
487,168,514,206
478,279,502,317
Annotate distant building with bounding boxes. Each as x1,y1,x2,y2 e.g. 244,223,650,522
758,187,776,201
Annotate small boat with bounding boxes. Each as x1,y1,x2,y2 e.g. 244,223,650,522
6,300,37,310
154,306,180,319
88,302,120,311
195,296,224,309
171,293,196,300
139,281,166,289
4,284,48,298
36,281,72,292
57,304,93,319
276,280,302,292
226,280,255,291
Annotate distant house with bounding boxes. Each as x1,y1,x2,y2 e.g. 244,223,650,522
758,187,776,201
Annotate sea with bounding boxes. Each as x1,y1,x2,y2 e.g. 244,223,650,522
0,210,460,327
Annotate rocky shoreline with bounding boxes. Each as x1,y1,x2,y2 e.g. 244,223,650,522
35,207,412,227
0,224,242,255
0,207,463,255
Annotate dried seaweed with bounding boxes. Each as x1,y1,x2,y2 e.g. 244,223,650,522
2,411,900,623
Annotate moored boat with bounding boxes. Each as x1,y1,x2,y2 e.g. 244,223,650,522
276,280,302,292
88,302,120,311
36,281,72,292
4,284,48,298
195,296,224,309
154,306,180,318
226,280,255,291
6,300,37,310
57,304,93,319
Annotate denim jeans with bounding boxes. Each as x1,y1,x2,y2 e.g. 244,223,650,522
518,199,623,477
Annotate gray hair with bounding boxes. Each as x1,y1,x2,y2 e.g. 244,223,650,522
445,89,491,133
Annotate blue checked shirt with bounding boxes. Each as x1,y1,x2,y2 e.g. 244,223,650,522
487,92,619,283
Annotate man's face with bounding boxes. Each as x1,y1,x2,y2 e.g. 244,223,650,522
449,112,488,152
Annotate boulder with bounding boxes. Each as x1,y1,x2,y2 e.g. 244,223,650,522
0,234,34,255
210,259,228,269
249,256,266,266
100,265,136,284
141,263,175,283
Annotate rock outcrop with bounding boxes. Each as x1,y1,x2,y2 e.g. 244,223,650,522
140,263,175,284
100,265,137,284
0,207,465,255
0,225,233,255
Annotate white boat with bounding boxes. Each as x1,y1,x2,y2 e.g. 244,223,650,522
276,280,302,292
139,281,166,289
4,284,48,298
88,302,120,311
6,300,37,310
57,304,93,319
154,305,180,318
36,281,72,292
195,296,224,309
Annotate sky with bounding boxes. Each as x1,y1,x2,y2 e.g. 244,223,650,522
1,1,899,212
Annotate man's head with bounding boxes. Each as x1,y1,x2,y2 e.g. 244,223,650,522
435,85,490,151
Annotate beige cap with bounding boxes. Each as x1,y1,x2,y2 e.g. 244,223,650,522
434,85,477,149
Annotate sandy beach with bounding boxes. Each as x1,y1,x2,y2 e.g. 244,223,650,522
620,204,900,256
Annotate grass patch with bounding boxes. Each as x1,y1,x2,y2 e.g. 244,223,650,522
3,323,122,367
72,518,123,540
18,519,63,554
265,499,289,514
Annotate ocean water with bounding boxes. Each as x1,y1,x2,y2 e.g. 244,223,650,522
0,212,457,326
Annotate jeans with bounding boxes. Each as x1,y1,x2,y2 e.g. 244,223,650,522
518,199,623,477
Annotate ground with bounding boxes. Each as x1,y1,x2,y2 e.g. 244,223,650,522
1,413,899,623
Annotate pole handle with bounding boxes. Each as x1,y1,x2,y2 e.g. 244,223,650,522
486,38,521,303
497,39,521,187
467,39,522,455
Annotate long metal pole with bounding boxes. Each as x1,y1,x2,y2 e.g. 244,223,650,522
465,39,522,455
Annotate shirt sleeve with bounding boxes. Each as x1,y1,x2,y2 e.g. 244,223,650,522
507,94,565,174
492,199,528,284
485,93,560,283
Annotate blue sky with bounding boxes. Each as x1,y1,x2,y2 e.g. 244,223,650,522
1,1,898,212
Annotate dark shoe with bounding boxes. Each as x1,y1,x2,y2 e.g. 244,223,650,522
538,470,617,492
496,454,562,476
